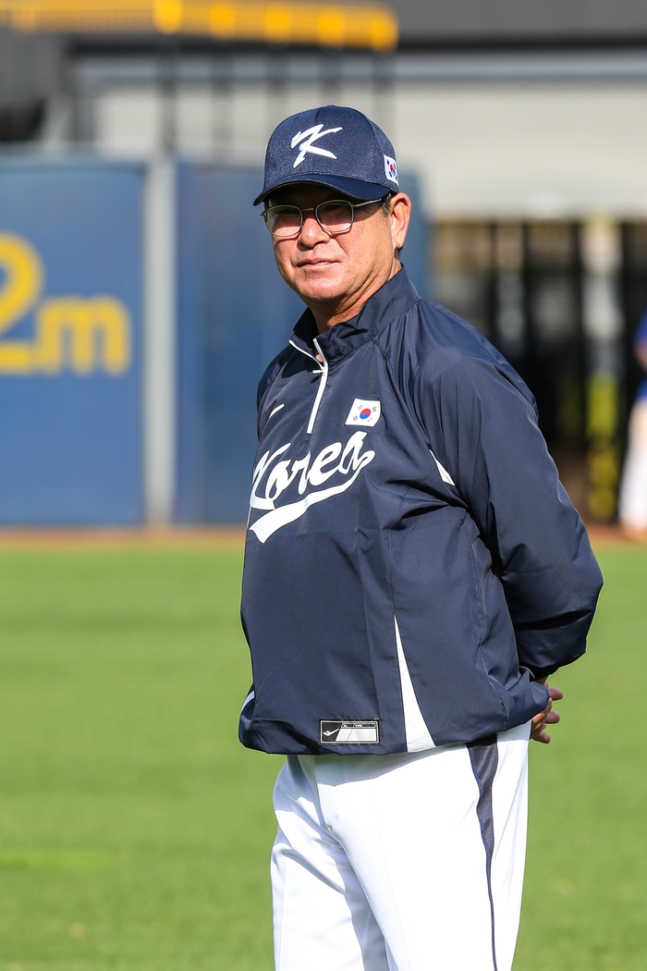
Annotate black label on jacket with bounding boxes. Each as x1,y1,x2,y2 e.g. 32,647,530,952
320,720,380,744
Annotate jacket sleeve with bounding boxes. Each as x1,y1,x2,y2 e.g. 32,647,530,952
423,357,603,679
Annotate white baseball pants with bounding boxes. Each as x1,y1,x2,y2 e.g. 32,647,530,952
271,722,530,971
619,397,647,530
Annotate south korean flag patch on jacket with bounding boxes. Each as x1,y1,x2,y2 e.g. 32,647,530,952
346,398,381,427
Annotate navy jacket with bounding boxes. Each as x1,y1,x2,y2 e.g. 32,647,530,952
239,268,602,755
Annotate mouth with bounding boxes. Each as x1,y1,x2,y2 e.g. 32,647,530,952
295,259,338,268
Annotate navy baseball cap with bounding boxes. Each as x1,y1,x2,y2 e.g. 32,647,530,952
253,104,399,206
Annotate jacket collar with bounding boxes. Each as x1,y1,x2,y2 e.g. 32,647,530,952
290,266,420,364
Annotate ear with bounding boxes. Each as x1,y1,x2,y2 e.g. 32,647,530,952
389,193,412,252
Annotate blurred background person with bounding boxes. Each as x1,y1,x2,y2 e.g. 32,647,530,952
619,313,647,533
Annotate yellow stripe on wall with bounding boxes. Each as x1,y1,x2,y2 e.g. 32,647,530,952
0,0,398,50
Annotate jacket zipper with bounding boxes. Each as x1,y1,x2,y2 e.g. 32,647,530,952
288,337,329,436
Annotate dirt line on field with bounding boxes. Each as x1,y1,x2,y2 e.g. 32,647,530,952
0,523,641,551
586,524,647,549
0,527,246,550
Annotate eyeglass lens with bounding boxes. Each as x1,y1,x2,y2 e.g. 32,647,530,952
265,200,354,237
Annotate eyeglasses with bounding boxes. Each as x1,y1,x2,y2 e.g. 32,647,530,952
262,197,387,238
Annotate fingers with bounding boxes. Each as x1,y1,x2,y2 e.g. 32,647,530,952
530,712,549,743
530,718,551,743
530,683,563,744
530,715,556,743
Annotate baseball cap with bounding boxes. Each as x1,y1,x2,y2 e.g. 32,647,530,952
253,104,399,206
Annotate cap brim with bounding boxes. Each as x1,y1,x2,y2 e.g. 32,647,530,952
253,174,392,206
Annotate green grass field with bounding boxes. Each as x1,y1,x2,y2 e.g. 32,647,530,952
0,542,644,971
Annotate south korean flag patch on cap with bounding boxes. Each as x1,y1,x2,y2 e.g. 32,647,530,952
384,155,398,185
346,398,381,427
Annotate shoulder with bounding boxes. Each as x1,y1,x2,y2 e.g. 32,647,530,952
380,297,536,412
402,298,518,375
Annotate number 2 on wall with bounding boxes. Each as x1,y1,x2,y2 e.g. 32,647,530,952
0,232,131,375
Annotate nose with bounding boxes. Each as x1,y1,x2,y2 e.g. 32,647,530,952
299,211,329,246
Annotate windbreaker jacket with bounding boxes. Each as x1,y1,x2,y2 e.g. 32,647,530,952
239,268,602,755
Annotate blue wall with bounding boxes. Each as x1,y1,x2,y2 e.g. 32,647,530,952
0,160,144,524
175,164,430,523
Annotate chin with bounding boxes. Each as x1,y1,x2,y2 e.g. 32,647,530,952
293,267,347,302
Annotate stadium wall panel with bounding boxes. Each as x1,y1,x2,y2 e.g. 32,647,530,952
0,159,144,524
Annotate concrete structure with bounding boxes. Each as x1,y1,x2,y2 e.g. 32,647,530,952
66,48,647,222
4,3,647,220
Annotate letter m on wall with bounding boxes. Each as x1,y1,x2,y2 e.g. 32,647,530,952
36,296,131,375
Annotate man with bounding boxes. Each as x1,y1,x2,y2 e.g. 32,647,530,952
239,105,602,971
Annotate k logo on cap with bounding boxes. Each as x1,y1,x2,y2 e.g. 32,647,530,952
291,124,343,168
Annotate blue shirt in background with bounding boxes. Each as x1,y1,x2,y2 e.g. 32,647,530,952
635,312,647,401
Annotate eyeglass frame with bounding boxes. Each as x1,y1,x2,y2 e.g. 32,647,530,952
261,195,390,238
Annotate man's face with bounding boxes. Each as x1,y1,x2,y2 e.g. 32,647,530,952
267,184,401,312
